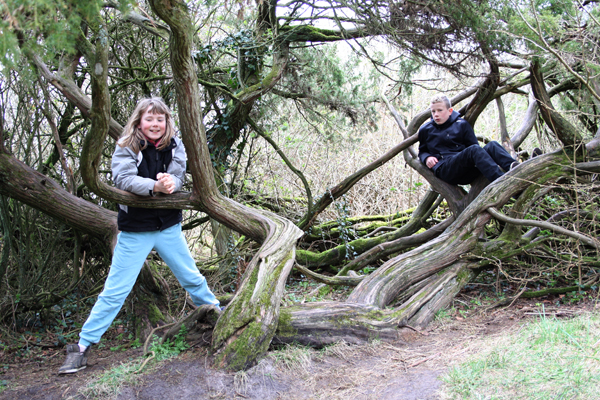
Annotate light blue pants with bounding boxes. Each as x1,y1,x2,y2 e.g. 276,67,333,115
79,223,219,347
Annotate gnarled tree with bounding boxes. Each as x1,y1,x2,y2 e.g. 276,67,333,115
0,0,599,371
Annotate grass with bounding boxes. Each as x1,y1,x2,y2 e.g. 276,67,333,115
77,360,142,399
76,327,190,399
270,343,315,373
441,310,600,399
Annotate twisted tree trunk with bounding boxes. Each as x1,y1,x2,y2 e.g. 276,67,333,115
145,0,303,370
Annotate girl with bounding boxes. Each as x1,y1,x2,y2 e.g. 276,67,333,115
59,98,220,374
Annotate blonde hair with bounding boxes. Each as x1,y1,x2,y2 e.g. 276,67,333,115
430,95,452,109
119,98,176,153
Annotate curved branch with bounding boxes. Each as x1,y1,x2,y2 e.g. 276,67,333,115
347,151,577,308
294,263,364,286
530,60,585,150
148,0,303,371
487,207,600,250
25,51,123,141
274,262,471,345
236,40,289,104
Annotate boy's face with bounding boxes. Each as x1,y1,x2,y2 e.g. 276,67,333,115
430,102,453,125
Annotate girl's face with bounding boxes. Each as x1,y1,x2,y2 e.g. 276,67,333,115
138,109,167,141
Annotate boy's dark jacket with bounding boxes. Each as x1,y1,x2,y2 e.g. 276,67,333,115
418,110,478,172
113,137,185,232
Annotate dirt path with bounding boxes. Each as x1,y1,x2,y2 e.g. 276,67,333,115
1,300,586,400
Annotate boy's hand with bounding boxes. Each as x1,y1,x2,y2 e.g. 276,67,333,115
425,156,438,169
154,173,175,194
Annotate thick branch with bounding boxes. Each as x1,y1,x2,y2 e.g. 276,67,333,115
462,49,500,126
148,0,303,371
0,152,117,241
278,24,368,42
511,91,538,149
496,97,517,159
530,60,584,149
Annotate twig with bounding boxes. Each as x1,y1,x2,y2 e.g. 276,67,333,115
398,324,429,336
135,351,156,374
407,352,440,368
142,321,178,355
363,226,398,238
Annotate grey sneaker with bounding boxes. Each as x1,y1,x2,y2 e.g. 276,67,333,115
58,344,91,374
531,147,542,158
510,161,520,170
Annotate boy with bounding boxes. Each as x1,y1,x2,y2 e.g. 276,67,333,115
418,95,517,185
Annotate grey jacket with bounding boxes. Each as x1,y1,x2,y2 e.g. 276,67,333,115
112,136,186,198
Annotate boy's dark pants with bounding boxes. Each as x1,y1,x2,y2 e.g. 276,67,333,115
434,141,515,185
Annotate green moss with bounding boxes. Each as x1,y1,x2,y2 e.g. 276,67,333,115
215,320,270,371
236,64,281,100
456,268,471,283
212,265,259,344
304,215,412,241
214,249,295,370
147,303,165,325
317,285,331,297
394,290,429,315
279,25,347,42
276,308,297,337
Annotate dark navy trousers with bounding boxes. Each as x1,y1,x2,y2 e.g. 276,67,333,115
434,141,516,185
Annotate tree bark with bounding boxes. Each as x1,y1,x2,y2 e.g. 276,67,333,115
530,60,584,150
0,152,117,241
347,151,572,307
144,0,304,370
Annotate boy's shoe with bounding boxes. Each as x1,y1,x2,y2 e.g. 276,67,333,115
509,161,520,171
58,344,91,374
531,147,542,158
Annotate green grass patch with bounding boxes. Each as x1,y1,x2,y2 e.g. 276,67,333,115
442,310,600,399
78,360,142,399
78,326,190,399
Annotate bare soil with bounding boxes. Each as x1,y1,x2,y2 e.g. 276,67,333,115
1,297,596,400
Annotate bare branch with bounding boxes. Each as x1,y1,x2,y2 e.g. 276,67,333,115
487,207,600,250
247,117,313,218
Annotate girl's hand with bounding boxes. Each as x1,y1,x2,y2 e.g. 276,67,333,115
154,173,175,194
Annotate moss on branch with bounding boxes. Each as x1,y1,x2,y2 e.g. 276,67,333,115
279,25,364,42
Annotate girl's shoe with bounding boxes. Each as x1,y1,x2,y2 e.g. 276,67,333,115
58,344,91,374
